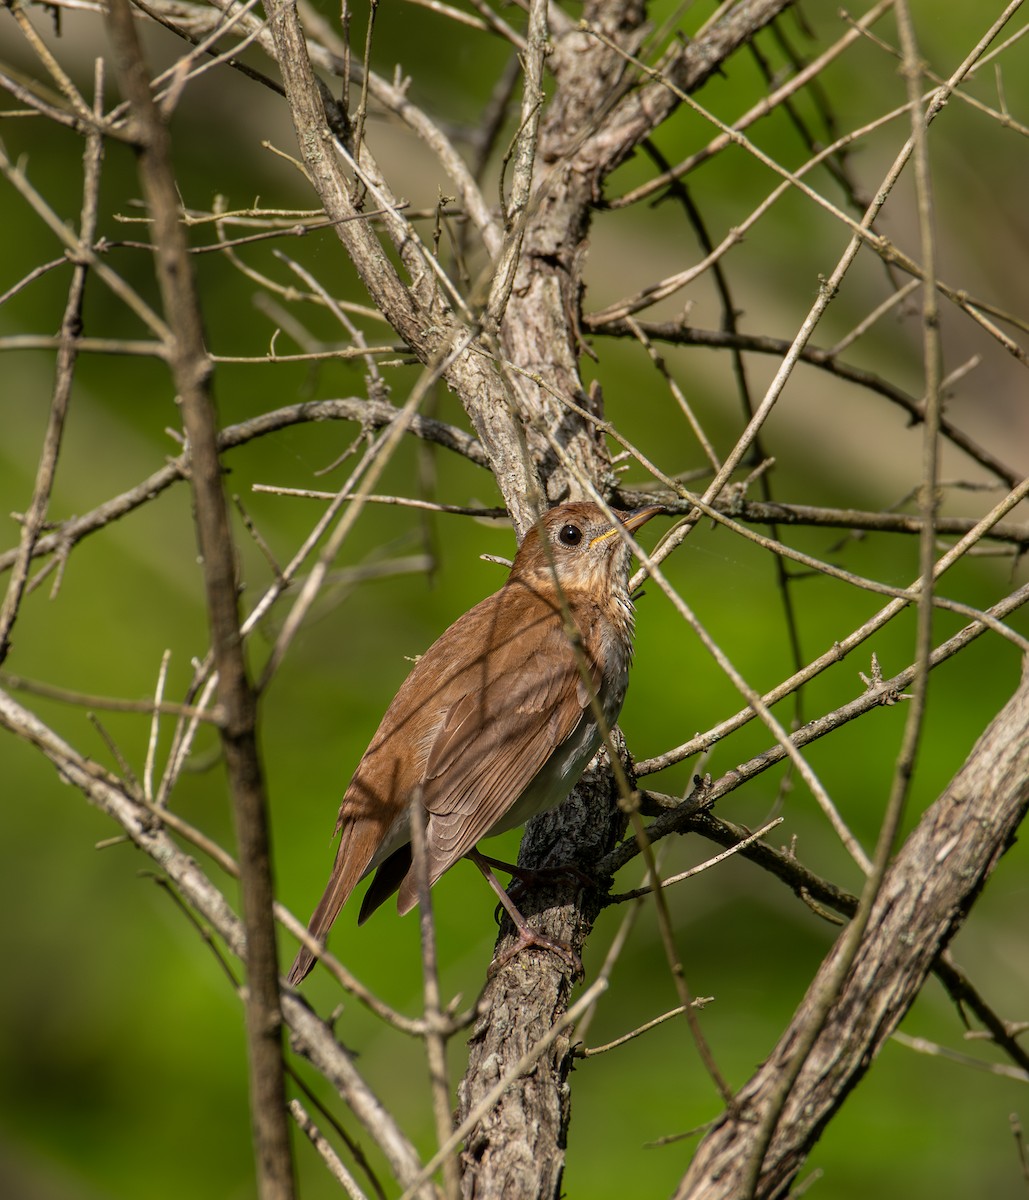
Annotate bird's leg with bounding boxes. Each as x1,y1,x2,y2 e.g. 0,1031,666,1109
468,849,583,978
475,852,596,897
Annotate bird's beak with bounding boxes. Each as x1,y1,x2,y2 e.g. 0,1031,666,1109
589,504,663,548
620,505,663,533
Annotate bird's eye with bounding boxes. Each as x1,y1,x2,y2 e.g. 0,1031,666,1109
558,523,583,546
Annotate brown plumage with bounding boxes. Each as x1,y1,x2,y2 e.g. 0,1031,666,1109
287,501,660,985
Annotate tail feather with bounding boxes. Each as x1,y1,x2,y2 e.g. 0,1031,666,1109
357,845,412,924
286,819,381,986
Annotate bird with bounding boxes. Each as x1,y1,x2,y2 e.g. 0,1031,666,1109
287,500,661,985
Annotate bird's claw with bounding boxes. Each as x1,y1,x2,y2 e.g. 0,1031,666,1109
487,925,584,980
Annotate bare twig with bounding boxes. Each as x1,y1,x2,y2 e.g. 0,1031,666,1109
577,999,715,1058
0,398,487,578
288,1099,371,1200
104,3,294,1194
410,793,460,1200
607,817,784,903
0,70,104,660
0,670,221,723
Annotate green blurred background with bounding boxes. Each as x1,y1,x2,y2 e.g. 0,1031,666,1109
1,1,1027,1197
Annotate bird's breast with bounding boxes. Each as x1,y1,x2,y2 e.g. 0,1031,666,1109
485,710,603,837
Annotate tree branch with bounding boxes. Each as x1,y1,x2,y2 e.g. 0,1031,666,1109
104,3,295,1194
0,397,487,578
596,318,1024,490
0,82,103,662
675,666,1029,1198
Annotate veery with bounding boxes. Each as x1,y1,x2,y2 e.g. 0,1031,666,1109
287,500,660,985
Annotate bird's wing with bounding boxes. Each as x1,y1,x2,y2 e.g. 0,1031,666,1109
414,594,602,882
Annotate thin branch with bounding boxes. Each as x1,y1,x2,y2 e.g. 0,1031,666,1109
5,0,100,126
288,1100,371,1200
0,141,170,339
635,471,1029,776
104,3,294,1194
890,1031,1029,1082
257,329,479,690
410,794,460,1200
252,487,506,520
739,22,950,1184
629,808,1029,1078
594,318,1022,490
0,670,223,723
483,0,546,331
607,817,784,903
0,72,103,661
0,398,487,578
587,18,1029,372
577,998,714,1058
607,0,896,209
603,576,1029,884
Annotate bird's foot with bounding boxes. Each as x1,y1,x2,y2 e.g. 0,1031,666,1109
487,924,583,980
470,849,584,979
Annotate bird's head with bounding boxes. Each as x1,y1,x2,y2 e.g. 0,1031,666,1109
511,501,662,598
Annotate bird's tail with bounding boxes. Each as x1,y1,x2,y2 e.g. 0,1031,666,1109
286,818,381,986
